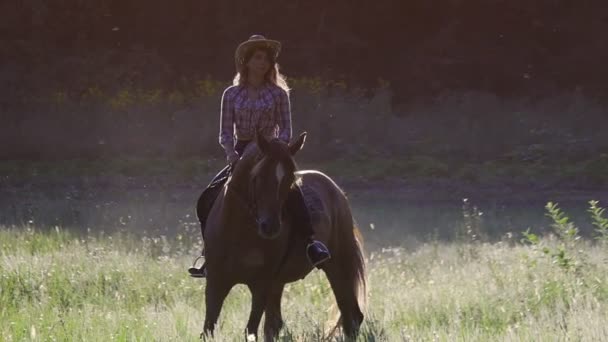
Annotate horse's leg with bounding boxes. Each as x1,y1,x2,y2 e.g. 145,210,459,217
263,284,285,342
245,282,270,340
323,260,364,339
202,278,232,337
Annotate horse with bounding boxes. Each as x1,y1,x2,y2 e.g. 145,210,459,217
199,132,366,341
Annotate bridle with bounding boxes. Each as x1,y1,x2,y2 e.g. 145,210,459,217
225,159,293,228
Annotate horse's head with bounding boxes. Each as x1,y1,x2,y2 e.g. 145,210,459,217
249,132,306,239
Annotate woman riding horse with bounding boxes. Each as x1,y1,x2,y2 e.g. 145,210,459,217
189,35,331,278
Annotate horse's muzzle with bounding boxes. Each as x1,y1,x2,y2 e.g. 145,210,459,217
257,217,281,239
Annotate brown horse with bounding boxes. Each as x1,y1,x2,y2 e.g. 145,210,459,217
200,132,366,341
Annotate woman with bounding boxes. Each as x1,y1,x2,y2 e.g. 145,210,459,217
189,35,330,278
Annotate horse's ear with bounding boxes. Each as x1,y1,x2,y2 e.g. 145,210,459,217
288,132,307,156
256,130,270,154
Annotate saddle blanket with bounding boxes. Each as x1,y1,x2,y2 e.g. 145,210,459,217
285,183,324,234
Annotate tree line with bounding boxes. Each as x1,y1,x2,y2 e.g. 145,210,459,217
1,0,606,107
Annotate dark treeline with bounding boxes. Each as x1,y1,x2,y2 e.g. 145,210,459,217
1,0,607,105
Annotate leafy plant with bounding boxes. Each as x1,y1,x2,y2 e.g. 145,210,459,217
588,200,608,244
521,202,583,272
543,202,581,271
545,202,580,246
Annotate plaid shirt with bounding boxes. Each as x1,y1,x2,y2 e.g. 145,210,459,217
219,84,292,153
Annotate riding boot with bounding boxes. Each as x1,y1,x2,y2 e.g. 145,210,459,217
306,240,331,268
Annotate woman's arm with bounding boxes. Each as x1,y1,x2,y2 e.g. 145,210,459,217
277,89,292,143
219,87,236,155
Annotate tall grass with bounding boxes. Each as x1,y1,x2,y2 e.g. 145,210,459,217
1,202,607,341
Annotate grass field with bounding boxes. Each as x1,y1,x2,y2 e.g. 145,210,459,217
1,210,607,342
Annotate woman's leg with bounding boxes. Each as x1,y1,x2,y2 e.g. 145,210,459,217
196,165,232,229
285,185,331,267
189,165,232,277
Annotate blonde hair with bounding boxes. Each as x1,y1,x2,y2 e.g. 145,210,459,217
233,46,290,93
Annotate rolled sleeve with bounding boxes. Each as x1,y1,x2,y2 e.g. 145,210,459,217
219,87,235,153
277,89,292,143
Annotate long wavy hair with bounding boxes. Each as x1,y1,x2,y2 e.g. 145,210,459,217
233,46,290,93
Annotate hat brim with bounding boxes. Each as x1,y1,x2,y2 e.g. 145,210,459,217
234,39,281,69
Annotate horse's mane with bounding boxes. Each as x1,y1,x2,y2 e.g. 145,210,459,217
228,143,260,188
241,141,260,161
232,140,298,184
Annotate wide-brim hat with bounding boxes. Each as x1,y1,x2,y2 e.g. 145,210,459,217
234,35,281,70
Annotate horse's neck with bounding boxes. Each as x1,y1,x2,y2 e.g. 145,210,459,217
229,157,254,192
222,158,255,223
225,176,249,205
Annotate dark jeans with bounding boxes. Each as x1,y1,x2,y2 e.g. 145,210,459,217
197,140,251,239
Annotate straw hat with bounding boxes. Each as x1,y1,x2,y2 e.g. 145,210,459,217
234,35,281,70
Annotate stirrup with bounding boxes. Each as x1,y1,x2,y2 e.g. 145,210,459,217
306,241,331,267
188,255,207,278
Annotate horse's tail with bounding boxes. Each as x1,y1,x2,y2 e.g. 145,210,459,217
326,222,367,338
351,225,367,311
